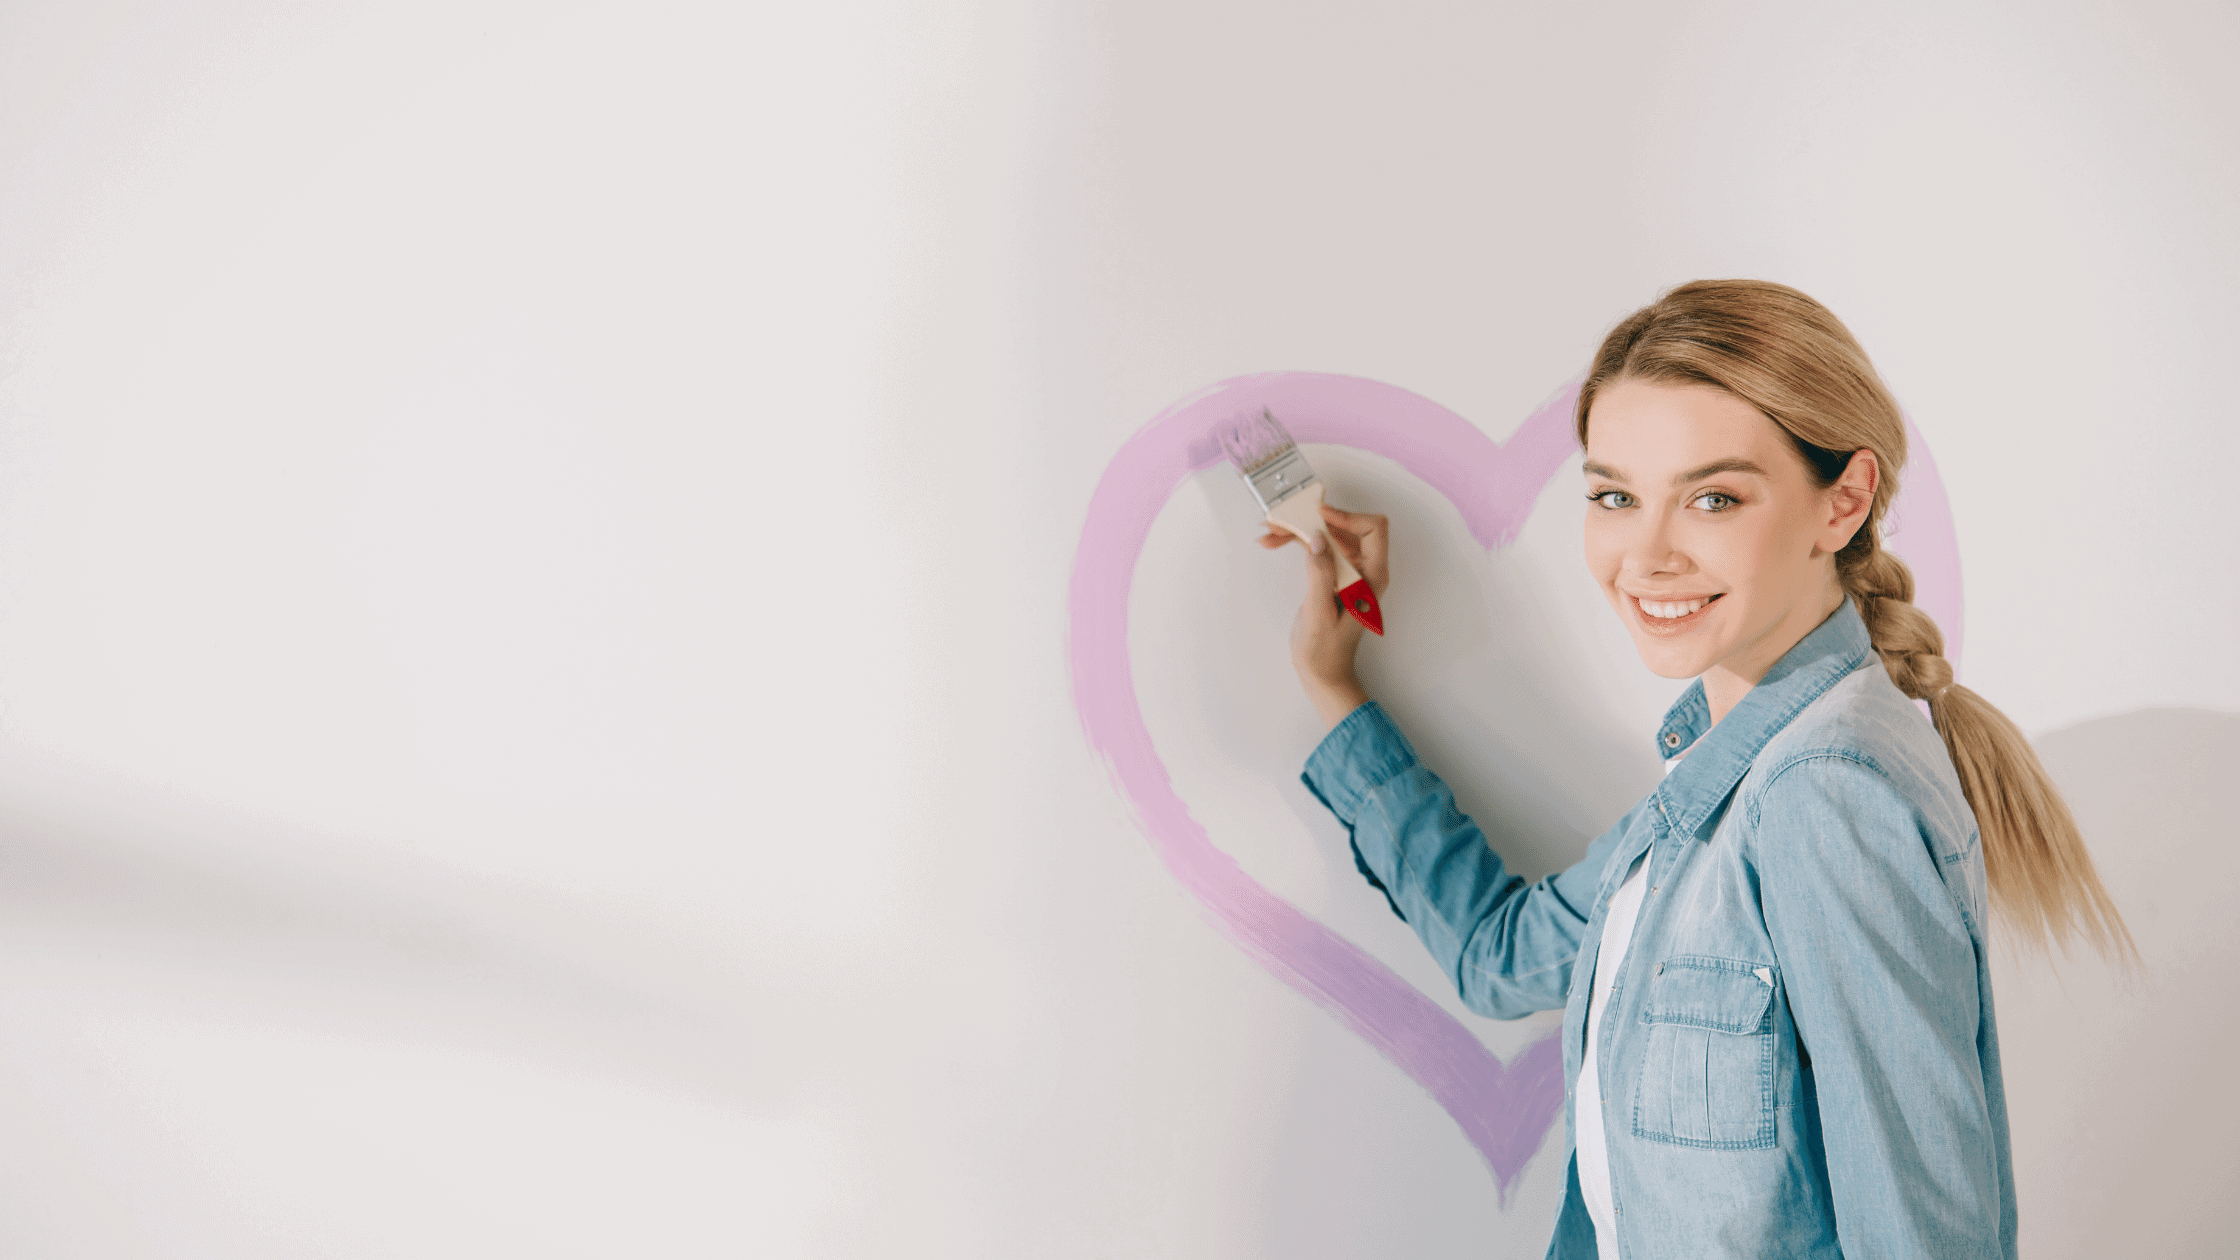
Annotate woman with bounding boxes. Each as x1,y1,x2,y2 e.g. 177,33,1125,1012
1263,280,2131,1259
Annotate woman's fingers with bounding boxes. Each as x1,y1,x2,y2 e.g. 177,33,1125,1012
1320,503,1382,530
1256,504,1368,715
1265,505,1384,586
1299,526,1342,626
1319,503,1388,591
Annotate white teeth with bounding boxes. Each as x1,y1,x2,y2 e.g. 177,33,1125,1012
1641,597,1709,619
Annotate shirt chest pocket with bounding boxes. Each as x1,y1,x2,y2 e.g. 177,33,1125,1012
1629,955,1777,1150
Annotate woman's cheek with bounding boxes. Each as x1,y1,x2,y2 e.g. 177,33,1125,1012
1582,517,1621,588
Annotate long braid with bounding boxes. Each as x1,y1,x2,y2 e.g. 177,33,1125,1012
1839,524,2131,958
1841,541,1952,701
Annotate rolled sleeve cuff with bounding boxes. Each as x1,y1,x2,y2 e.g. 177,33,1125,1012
1298,700,1421,825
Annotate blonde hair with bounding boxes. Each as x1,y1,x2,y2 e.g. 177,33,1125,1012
1577,279,2135,964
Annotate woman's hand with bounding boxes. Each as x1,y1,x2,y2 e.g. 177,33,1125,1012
1259,503,1389,731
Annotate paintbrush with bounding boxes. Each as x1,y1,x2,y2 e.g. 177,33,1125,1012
1222,408,1384,635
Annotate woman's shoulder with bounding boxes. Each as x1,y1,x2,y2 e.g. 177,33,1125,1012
1739,662,1978,857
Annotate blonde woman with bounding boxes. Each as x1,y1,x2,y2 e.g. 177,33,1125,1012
1264,280,2130,1259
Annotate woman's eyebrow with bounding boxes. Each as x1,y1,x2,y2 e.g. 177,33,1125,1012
1581,458,1768,484
1673,458,1768,485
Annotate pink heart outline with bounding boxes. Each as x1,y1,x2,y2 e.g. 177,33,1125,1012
1067,371,1961,1202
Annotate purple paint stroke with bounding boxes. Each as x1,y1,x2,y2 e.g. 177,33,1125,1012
1887,416,1964,663
1066,370,1962,1201
1066,372,1578,1199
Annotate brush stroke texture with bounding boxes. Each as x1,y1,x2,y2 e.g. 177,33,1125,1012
1067,371,1960,1200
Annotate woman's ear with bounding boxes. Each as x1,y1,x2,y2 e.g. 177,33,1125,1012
1822,448,1880,553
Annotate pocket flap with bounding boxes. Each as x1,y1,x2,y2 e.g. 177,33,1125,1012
1640,955,1775,1034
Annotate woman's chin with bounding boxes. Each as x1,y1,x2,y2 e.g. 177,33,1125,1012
1629,636,1716,681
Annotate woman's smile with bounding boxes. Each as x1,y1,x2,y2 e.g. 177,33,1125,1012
1631,592,1724,634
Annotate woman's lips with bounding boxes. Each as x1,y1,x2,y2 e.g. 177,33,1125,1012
1631,592,1722,635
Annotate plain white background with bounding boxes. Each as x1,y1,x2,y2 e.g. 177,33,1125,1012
0,1,2232,1256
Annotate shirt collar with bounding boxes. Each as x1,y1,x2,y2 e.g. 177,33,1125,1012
1650,599,1877,839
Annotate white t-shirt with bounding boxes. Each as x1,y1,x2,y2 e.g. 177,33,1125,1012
1577,752,1684,1253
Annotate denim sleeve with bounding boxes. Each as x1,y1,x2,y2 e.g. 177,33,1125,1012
1753,754,2004,1259
1300,701,1631,1020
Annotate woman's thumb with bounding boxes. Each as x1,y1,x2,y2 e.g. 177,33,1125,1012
1305,528,1337,582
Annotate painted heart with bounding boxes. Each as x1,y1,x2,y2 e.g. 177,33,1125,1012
1067,371,1960,1201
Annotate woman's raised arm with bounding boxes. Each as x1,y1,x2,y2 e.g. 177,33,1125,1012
1301,702,1635,1018
1268,502,1630,1018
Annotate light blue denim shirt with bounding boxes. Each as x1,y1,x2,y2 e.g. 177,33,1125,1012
1300,600,2013,1259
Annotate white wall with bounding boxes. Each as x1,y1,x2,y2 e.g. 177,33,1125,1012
0,2,2231,1256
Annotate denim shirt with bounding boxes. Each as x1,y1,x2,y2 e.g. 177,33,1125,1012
1300,601,2013,1259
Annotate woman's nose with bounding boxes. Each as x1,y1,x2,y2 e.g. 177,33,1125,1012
1626,515,1688,577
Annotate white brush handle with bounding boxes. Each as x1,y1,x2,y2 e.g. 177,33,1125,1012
1264,483,1362,592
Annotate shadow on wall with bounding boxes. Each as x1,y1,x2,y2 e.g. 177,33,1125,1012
0,756,859,1255
1999,706,2240,1260
0,769,807,1101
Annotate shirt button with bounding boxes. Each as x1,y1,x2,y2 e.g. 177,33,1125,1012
1664,731,1682,748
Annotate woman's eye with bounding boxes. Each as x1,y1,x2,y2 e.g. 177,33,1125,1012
1691,492,1737,512
1587,490,1635,510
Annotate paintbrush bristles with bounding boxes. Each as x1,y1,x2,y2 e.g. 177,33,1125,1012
1220,408,1298,475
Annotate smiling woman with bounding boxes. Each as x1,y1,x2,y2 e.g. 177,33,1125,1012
1578,382,1879,704
1575,281,2132,961
1272,280,2134,1259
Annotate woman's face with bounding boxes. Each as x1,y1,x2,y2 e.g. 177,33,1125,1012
1581,378,1875,692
